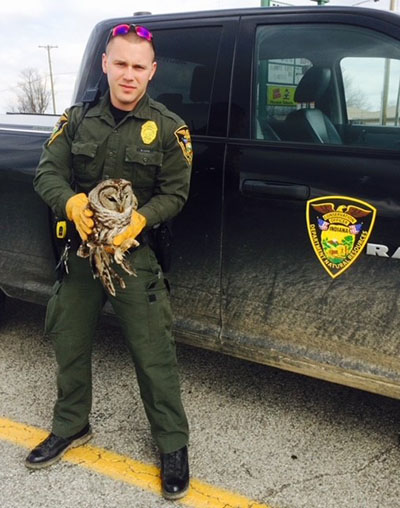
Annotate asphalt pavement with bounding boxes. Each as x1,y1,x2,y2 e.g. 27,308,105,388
1,296,400,508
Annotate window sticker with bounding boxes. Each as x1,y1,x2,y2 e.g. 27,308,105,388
267,85,297,106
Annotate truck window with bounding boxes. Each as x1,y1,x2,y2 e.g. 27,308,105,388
149,26,222,135
341,57,400,127
253,23,400,150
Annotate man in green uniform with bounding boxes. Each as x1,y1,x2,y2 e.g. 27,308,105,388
26,24,192,500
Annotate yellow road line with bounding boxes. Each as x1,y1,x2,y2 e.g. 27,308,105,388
0,417,272,508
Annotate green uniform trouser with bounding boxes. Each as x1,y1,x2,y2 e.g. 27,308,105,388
45,244,189,454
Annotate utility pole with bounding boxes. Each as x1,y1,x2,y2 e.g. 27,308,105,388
381,0,397,124
39,44,58,114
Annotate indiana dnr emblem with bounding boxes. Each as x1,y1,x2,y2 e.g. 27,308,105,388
306,196,377,278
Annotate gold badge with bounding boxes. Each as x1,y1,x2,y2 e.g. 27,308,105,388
306,195,377,278
141,121,158,144
48,111,68,146
174,126,193,164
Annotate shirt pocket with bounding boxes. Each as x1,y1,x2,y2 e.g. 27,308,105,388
124,144,163,189
71,141,99,182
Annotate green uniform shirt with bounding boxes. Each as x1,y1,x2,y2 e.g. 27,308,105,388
33,92,193,228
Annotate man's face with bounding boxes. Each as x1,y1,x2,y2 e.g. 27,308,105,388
102,35,157,111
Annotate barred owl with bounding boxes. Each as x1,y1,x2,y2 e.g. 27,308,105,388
77,178,139,296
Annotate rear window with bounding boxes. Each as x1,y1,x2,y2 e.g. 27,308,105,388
253,23,400,150
341,57,400,127
149,26,222,135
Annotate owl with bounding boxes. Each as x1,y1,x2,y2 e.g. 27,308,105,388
77,178,139,296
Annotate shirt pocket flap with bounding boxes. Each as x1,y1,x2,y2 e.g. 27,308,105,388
125,145,163,166
71,141,98,158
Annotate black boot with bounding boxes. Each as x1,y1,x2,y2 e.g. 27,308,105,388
25,424,92,470
160,445,189,500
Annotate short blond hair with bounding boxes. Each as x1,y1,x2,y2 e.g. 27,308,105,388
105,30,156,61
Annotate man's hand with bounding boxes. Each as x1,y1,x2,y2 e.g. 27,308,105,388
113,210,147,247
65,193,94,241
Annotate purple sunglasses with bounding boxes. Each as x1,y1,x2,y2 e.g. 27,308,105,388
106,24,153,47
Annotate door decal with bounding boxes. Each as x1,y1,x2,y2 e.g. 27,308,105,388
306,196,377,278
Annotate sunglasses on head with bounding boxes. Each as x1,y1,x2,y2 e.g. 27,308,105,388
106,24,153,47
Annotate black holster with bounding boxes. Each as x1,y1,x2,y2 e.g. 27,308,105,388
146,222,173,273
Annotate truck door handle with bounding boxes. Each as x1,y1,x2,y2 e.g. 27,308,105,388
241,179,310,200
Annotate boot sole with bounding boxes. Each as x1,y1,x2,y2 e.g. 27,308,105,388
25,432,93,470
162,482,189,500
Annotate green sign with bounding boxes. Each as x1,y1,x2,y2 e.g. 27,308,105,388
267,85,297,106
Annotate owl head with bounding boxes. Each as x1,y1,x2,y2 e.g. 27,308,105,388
91,179,138,213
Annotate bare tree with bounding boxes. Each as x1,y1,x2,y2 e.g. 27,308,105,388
14,68,50,114
342,71,371,111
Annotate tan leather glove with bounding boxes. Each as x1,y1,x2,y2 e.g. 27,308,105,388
65,193,94,241
113,210,147,247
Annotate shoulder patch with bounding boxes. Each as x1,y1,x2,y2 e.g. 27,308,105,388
174,126,193,165
48,111,68,146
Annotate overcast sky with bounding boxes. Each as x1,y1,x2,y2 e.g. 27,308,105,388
0,0,397,115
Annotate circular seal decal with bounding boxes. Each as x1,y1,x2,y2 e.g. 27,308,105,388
141,121,158,144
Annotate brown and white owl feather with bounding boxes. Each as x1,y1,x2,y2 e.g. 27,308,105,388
77,179,139,296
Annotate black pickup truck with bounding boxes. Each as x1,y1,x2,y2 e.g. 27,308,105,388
2,5,400,398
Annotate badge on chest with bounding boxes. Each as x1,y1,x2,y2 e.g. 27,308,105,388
141,121,158,144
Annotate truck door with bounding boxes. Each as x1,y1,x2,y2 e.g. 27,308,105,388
222,9,400,396
146,18,237,349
